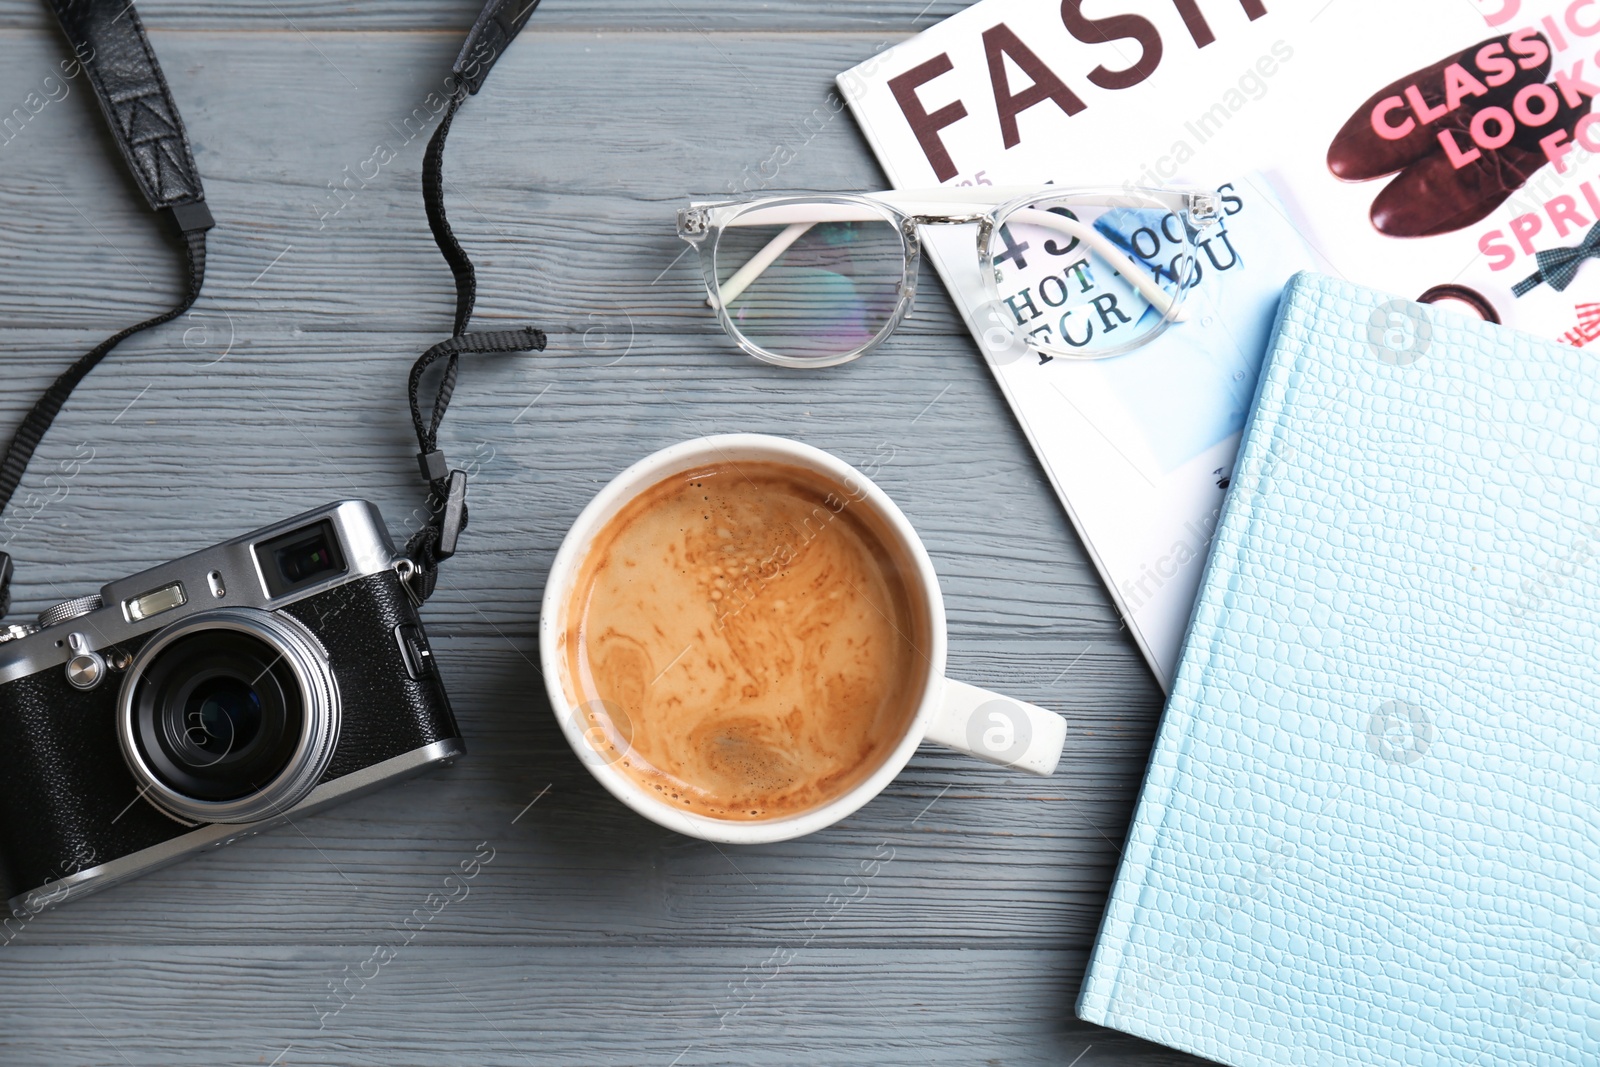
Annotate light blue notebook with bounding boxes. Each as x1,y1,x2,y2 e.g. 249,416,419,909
1078,272,1600,1066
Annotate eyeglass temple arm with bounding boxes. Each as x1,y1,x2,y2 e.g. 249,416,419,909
712,206,1186,322
715,222,814,308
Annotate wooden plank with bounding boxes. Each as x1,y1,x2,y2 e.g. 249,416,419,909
1,31,942,331
0,327,1135,641
0,946,1205,1066
0,0,972,31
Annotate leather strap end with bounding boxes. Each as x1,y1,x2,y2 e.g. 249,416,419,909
46,0,208,214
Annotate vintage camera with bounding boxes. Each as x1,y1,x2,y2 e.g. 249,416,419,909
0,501,462,916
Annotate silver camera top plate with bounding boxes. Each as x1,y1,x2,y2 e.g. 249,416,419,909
0,500,397,686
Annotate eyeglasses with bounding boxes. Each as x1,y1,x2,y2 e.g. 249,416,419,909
677,186,1221,369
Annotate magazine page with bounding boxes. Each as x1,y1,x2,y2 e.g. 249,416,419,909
934,178,1311,687
839,0,1597,684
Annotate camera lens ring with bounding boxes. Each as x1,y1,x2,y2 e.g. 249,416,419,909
117,608,341,825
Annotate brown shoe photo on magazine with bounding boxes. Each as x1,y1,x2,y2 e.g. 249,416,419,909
1326,31,1595,237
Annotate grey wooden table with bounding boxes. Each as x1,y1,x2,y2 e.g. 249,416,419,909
0,3,1208,1063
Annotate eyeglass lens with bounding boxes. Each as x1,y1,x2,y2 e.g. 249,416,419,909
987,196,1192,359
714,209,906,363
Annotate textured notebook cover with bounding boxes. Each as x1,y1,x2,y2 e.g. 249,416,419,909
1077,272,1600,1066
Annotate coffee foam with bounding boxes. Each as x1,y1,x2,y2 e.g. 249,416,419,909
561,461,930,821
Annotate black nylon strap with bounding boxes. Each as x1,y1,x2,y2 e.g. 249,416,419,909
422,93,478,338
0,0,212,618
402,4,546,602
409,328,547,459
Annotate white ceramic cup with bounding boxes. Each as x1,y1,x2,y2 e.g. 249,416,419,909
540,434,1068,843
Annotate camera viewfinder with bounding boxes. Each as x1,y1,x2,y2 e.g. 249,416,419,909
256,520,348,599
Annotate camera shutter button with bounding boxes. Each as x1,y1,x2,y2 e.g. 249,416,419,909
39,594,103,629
65,632,106,691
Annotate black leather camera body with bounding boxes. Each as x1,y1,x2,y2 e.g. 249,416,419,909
0,501,463,915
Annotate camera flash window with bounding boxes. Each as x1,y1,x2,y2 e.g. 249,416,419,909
124,581,188,623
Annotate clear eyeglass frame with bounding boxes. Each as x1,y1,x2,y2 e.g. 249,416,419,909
677,185,1221,370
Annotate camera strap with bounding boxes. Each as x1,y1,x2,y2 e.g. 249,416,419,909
0,0,545,617
0,0,214,618
403,0,547,602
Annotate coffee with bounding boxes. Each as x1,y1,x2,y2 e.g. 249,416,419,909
559,460,929,821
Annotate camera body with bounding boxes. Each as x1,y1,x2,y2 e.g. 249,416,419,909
0,501,462,915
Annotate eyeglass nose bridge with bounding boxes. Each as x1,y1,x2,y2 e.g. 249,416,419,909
891,212,997,318
903,211,993,228
898,213,997,273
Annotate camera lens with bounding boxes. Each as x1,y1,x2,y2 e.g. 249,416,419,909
118,609,340,824
184,676,265,757
137,629,303,801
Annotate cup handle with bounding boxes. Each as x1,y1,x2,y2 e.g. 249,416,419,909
923,678,1067,776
